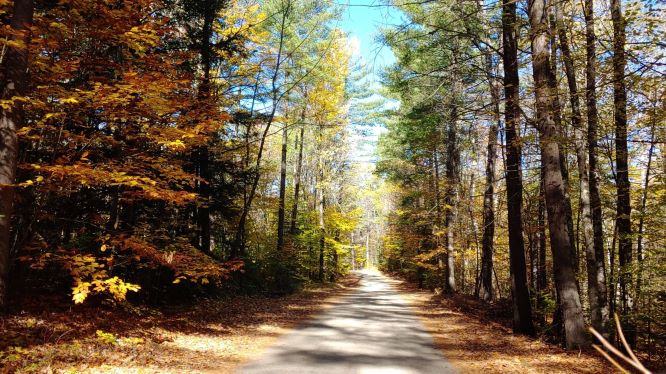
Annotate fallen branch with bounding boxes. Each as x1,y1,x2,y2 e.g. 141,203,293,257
589,314,651,374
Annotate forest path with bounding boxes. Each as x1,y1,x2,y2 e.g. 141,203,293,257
236,270,457,374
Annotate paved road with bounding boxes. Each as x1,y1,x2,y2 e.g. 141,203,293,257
237,271,457,374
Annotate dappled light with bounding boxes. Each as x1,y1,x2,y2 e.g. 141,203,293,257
0,0,664,372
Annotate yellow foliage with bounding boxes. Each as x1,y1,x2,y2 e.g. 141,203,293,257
60,97,79,104
95,330,118,345
68,254,140,304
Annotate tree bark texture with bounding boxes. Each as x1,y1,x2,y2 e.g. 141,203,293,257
502,0,535,335
584,0,609,333
611,0,634,345
528,0,587,349
0,0,34,309
554,3,605,333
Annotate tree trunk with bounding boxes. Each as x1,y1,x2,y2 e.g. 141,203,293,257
289,110,306,235
443,119,458,293
318,160,325,282
611,0,634,346
548,25,577,270
331,230,339,282
528,0,587,349
536,165,548,323
554,2,604,333
584,0,609,334
480,77,499,301
609,222,618,321
0,0,34,309
365,230,370,268
635,101,656,324
443,41,461,294
502,0,535,335
276,114,289,252
432,149,445,285
351,232,356,271
196,0,214,253
467,172,480,296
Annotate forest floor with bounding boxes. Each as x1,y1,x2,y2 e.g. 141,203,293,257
0,271,620,374
393,278,615,373
0,276,360,373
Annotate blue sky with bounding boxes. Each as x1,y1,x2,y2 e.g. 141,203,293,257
339,1,400,76
338,1,403,166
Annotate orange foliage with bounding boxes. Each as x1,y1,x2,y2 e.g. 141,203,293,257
9,0,244,303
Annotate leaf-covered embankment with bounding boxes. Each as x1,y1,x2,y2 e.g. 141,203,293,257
0,275,360,373
391,276,615,374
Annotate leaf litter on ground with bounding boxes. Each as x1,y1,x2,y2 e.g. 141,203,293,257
0,275,360,373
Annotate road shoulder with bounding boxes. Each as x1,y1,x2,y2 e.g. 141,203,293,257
390,275,613,374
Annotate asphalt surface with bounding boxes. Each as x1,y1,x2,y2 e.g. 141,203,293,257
236,270,457,374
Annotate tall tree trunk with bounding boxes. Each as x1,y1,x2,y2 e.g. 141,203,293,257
462,173,476,293
584,0,609,334
554,2,604,333
197,146,211,252
635,102,656,324
289,109,306,235
365,229,370,268
195,0,214,253
611,0,634,346
318,181,325,282
467,171,480,295
528,0,587,349
536,165,548,323
473,0,498,301
502,0,535,335
317,134,325,282
443,119,458,293
331,230,339,282
548,25,577,270
480,73,499,302
276,111,289,252
432,149,444,285
443,41,461,294
609,221,617,320
559,149,577,271
351,231,356,271
0,0,34,309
